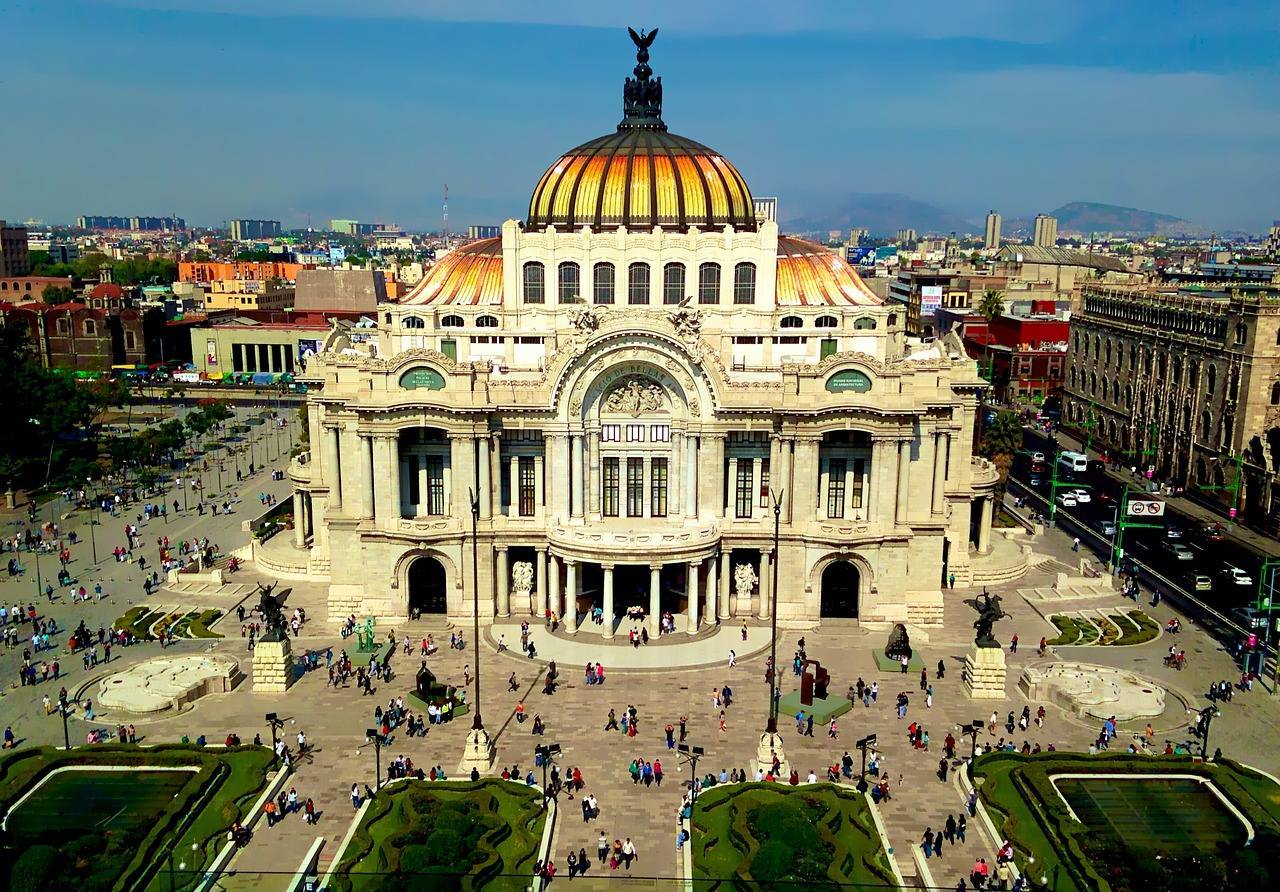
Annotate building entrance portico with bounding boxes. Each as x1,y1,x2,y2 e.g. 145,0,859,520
407,555,448,616
820,559,860,618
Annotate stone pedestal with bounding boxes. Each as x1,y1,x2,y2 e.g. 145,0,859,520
457,726,496,776
962,644,1007,700
755,730,789,777
252,638,294,693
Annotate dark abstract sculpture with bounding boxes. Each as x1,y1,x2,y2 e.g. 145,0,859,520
800,659,831,706
255,581,288,642
969,588,1008,648
885,623,912,661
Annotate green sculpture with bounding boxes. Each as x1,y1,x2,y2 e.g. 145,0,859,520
356,616,377,653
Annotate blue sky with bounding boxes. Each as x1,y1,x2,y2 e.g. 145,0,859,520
3,0,1278,232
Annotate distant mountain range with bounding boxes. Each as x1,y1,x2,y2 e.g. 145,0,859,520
782,195,1213,240
781,193,978,238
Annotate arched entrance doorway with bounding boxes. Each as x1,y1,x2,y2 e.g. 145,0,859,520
408,556,447,615
820,561,859,618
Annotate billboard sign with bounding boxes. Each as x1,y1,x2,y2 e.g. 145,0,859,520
920,285,943,313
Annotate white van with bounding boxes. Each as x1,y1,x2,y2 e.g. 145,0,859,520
1056,451,1088,475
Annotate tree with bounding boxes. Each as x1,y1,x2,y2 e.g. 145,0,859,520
980,409,1023,501
978,288,1005,322
40,285,77,305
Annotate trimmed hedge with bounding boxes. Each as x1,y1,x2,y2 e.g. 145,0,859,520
972,752,1280,892
691,783,895,889
0,744,273,892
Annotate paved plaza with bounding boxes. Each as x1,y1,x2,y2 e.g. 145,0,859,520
4,423,1280,889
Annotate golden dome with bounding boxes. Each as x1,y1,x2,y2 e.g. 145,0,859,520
775,237,882,306
526,129,756,233
401,238,503,306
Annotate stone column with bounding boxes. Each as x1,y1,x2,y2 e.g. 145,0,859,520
564,560,578,632
496,546,510,617
686,560,701,633
489,434,502,518
292,491,306,547
818,456,830,519
978,496,994,554
685,433,698,517
671,431,684,517
649,564,661,637
792,438,819,524
758,549,772,620
932,432,948,515
570,434,584,518
699,434,724,519
547,553,560,621
602,563,615,639
705,555,718,626
535,547,548,617
382,437,401,526
895,439,911,525
719,550,732,618
303,493,313,540
324,426,342,511
476,434,492,519
587,430,601,520
358,433,374,519
868,440,884,521
533,453,545,520
779,438,794,523
450,433,473,519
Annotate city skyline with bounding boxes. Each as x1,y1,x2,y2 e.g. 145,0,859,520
4,0,1279,232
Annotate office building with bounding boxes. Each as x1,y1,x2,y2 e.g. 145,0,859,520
1032,214,1058,248
230,219,283,241
984,211,1002,250
329,219,379,236
468,225,501,239
896,228,917,244
1,220,31,276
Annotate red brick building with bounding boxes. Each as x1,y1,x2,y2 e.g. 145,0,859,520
0,301,148,371
964,302,1069,402
0,276,76,302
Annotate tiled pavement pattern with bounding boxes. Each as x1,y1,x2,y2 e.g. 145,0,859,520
6,429,1280,887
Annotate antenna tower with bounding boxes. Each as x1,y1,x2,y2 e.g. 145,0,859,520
443,184,449,239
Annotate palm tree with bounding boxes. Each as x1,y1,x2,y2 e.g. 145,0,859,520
978,288,1005,322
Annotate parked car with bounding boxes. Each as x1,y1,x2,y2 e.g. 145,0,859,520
1055,492,1078,508
1220,564,1254,587
1095,518,1117,537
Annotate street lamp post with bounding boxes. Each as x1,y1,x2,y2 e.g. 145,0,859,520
60,700,72,750
534,742,562,803
470,490,483,731
676,742,706,805
265,712,284,768
1196,705,1220,760
366,728,388,790
766,489,784,733
855,733,877,793
963,720,983,763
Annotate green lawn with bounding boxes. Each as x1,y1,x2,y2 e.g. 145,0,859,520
331,780,545,891
973,753,1280,892
0,745,274,892
691,783,895,889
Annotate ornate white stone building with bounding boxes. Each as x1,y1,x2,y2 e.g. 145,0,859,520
282,35,998,633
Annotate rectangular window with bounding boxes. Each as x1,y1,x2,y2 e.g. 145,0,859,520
628,263,650,305
558,263,581,303
820,338,838,359
602,457,619,517
663,263,685,304
626,457,645,517
733,262,756,304
518,456,536,517
827,458,847,518
625,424,645,442
245,343,257,372
601,424,621,442
735,459,754,519
651,458,668,517
232,343,244,373
649,425,670,442
407,454,420,506
698,263,721,304
759,458,770,507
440,339,457,361
850,458,865,509
425,457,445,515
285,349,294,373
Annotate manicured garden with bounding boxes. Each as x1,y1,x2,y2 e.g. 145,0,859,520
973,752,1280,891
114,605,223,640
330,780,545,891
1046,610,1158,647
0,744,274,892
691,782,895,889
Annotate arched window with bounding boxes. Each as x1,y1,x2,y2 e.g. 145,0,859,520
1104,339,1111,366
84,319,96,336
627,262,650,305
815,315,838,329
55,317,69,335
854,317,876,330
1236,323,1248,345
1090,372,1097,395
663,263,685,305
733,262,756,304
558,262,580,303
1100,380,1109,401
476,315,499,328
1201,410,1212,440
697,262,720,304
403,316,425,329
441,314,464,327
1222,416,1234,448
522,261,545,304
592,262,615,304
780,316,802,329
1172,356,1181,385
1069,368,1077,388
1128,344,1136,370
1207,363,1216,395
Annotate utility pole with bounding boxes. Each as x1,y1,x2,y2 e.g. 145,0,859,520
1110,486,1162,575
1250,558,1280,691
1197,453,1244,525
